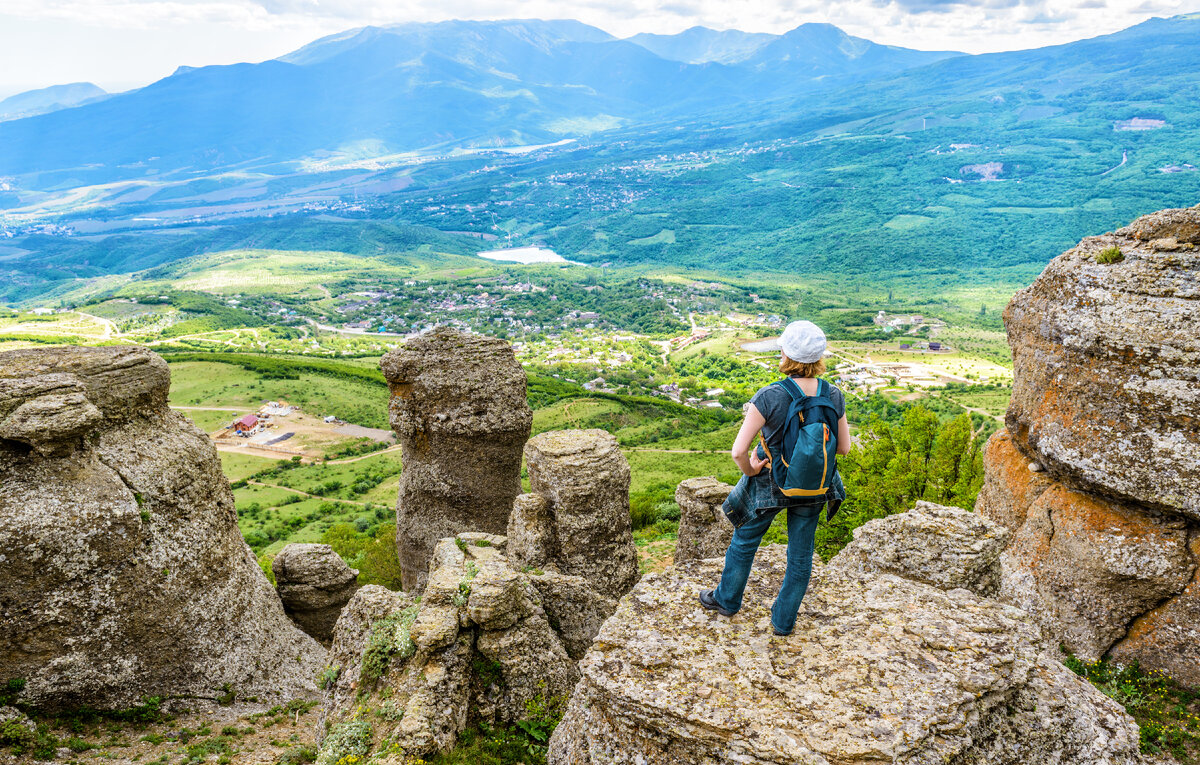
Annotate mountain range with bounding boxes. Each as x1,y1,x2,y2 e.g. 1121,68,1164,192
1,14,1200,302
0,19,958,184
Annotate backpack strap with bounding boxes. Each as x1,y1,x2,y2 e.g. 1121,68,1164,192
775,377,805,401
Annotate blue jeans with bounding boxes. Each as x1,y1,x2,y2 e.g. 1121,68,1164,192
712,503,822,635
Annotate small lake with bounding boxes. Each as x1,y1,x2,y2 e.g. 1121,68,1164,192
477,247,568,264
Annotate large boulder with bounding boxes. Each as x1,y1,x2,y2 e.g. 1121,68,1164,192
1004,204,1200,517
673,476,734,565
828,500,1010,597
549,545,1148,765
524,429,639,599
976,206,1200,682
0,346,324,712
381,327,532,591
318,532,609,762
273,543,361,644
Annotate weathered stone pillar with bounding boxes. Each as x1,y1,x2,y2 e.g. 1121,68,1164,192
272,543,361,644
524,429,638,599
381,327,532,591
673,477,734,564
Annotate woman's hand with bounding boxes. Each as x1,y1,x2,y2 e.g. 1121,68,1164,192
748,451,768,476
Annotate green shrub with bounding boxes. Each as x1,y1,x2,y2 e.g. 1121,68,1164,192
317,665,341,690
315,721,372,765
1065,652,1200,761
1096,245,1124,264
360,606,420,685
276,744,317,764
0,678,25,706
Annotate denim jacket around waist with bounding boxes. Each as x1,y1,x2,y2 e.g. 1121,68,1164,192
722,444,845,529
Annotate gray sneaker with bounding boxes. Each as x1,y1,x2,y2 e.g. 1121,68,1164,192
698,589,734,617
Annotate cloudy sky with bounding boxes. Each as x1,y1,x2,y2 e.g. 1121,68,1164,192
1,0,1195,98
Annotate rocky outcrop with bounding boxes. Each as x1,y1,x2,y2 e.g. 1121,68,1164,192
0,346,324,712
273,543,361,644
828,500,1010,596
977,206,1200,680
524,429,639,599
318,532,612,762
381,327,532,591
549,542,1147,765
1004,204,1199,516
673,476,733,564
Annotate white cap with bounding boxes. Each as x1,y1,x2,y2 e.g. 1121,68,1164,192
776,320,826,363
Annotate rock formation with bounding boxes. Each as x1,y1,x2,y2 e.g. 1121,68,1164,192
380,327,532,591
0,346,324,712
550,511,1149,765
1004,203,1199,515
977,205,1200,682
828,500,1010,596
273,543,362,644
318,532,613,763
524,429,639,598
673,476,734,564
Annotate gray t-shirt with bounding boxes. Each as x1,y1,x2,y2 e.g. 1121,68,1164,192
750,378,846,449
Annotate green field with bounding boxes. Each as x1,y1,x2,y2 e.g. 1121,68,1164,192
167,359,390,430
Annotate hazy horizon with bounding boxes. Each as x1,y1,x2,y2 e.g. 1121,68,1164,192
2,1,1198,98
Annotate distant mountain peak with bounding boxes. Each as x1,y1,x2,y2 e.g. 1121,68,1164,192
0,81,107,122
626,26,776,64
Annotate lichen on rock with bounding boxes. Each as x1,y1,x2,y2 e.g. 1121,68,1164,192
976,205,1200,684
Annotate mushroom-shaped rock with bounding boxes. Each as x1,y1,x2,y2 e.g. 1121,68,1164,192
0,346,324,712
673,476,734,564
524,429,638,599
381,327,532,591
272,543,361,644
828,500,1010,596
548,547,1148,765
1004,204,1200,517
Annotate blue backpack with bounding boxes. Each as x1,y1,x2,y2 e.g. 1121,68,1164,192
761,378,840,498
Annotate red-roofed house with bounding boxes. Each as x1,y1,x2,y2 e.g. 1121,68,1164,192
234,414,259,434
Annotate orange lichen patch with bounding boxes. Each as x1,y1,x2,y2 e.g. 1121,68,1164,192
976,429,1051,532
1039,484,1177,539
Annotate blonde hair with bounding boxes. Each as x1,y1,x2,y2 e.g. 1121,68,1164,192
779,355,826,378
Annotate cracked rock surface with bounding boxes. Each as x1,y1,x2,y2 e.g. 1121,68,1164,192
319,533,611,762
549,544,1149,765
977,207,1200,683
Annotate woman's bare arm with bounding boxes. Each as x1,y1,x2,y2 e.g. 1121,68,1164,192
731,404,767,476
836,414,851,456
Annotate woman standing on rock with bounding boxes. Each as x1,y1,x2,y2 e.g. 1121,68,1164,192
699,320,850,636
